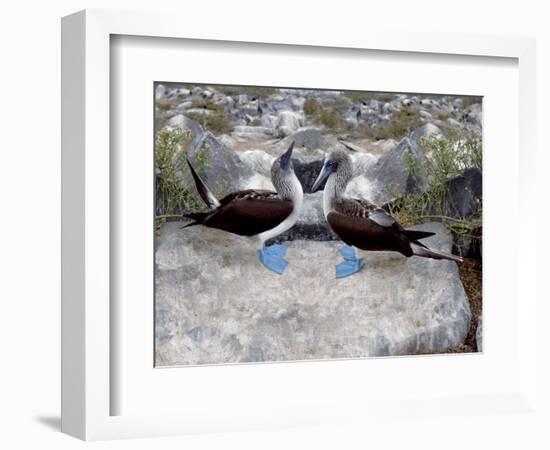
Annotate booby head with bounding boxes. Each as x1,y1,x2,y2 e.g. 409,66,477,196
271,141,303,202
273,141,295,172
311,148,353,194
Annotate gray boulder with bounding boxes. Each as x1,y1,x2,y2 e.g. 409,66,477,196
365,137,426,204
410,123,443,144
292,159,325,193
419,110,433,120
444,167,482,218
291,96,306,110
361,124,443,205
155,221,471,366
466,103,482,128
231,125,274,140
264,96,295,113
453,98,464,109
155,84,167,101
185,108,213,116
164,114,203,138
285,127,324,150
182,131,253,193
260,113,279,129
446,118,462,128
444,167,482,259
276,111,303,136
476,317,483,352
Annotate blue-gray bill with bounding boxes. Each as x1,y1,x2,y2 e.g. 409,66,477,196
311,159,336,192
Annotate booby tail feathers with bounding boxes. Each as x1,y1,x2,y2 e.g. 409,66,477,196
411,243,463,263
402,229,436,241
186,158,220,209
180,212,209,229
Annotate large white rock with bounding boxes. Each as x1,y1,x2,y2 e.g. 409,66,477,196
231,125,274,140
238,150,275,177
155,84,166,101
276,110,303,136
476,317,483,352
163,113,203,137
155,221,471,366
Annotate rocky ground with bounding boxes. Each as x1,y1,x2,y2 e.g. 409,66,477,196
154,83,483,364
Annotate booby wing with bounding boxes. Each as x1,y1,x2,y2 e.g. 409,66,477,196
334,198,396,226
327,198,434,256
184,189,293,237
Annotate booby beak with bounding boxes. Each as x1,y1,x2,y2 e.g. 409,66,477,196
311,159,336,192
280,141,295,170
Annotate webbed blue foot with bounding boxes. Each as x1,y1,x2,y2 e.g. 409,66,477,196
258,244,288,275
336,245,364,278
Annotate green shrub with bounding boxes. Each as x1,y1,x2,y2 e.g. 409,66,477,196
343,90,395,104
215,85,277,99
387,134,482,243
459,96,482,110
156,99,174,111
155,127,206,226
388,107,424,136
343,91,376,103
186,111,234,135
436,111,451,121
303,98,321,117
318,108,343,129
329,97,352,111
303,98,351,132
189,98,224,113
356,106,424,141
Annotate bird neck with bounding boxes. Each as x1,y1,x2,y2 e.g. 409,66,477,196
258,171,303,247
323,173,346,218
273,171,303,206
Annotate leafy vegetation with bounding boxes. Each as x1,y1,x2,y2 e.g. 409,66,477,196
386,134,482,248
186,111,234,135
155,127,209,228
303,98,320,117
356,106,424,141
305,95,424,141
343,90,395,104
189,98,224,112
156,99,174,111
303,98,352,132
460,96,482,110
214,85,278,99
184,98,235,135
436,111,451,121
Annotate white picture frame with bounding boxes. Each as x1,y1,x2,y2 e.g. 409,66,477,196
61,9,537,441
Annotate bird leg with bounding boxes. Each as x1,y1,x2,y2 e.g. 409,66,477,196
258,244,289,275
335,245,364,278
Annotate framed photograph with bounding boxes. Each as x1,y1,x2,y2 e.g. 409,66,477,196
61,9,537,440
153,81,480,368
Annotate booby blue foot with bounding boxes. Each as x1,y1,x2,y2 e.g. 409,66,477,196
258,244,288,275
336,245,364,278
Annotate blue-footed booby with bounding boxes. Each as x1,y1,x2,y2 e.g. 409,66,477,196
183,142,303,274
312,146,463,278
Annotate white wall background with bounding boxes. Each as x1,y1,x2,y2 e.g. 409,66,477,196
0,1,547,448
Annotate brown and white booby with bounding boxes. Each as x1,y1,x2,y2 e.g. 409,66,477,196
311,146,463,278
183,142,303,274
